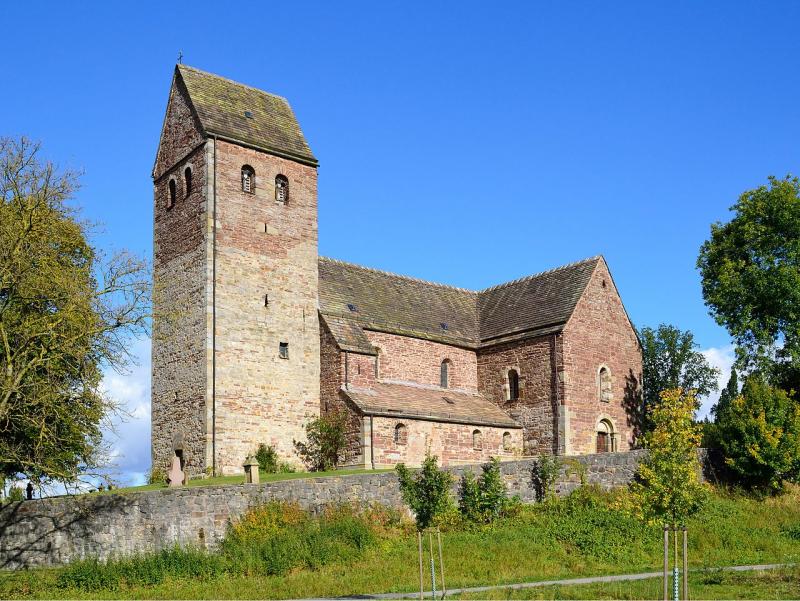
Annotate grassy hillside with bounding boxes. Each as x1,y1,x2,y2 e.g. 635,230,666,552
1,485,799,600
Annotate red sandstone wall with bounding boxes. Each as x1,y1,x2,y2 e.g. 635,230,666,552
319,321,364,466
562,259,642,455
151,81,209,476
369,417,522,467
153,76,204,181
345,352,377,389
364,331,477,391
212,139,321,473
477,335,558,455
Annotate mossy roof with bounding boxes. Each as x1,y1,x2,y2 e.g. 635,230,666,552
177,65,317,166
318,256,601,351
343,382,521,428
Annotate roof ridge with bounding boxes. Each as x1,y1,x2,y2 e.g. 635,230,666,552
177,64,289,103
479,256,602,293
319,256,478,294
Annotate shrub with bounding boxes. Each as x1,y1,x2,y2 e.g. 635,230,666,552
458,457,520,523
396,453,455,530
255,444,279,474
531,455,562,501
630,388,707,525
294,411,349,471
7,486,24,503
715,377,800,492
278,462,296,473
223,501,379,576
57,501,387,590
147,467,166,486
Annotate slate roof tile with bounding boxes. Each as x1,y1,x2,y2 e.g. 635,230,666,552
318,256,601,347
177,65,317,165
343,382,521,428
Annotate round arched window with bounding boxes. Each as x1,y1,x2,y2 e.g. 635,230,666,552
241,165,255,193
394,423,408,445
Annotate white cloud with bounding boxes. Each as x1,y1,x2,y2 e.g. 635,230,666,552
99,337,151,487
698,344,736,419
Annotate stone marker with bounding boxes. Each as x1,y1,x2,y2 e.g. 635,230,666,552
243,455,260,484
167,456,186,487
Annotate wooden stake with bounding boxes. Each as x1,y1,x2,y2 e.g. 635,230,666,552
429,531,437,599
673,524,679,601
682,526,688,601
418,531,424,601
663,525,669,601
437,528,446,599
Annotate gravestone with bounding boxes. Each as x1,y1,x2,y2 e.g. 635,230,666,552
167,456,186,487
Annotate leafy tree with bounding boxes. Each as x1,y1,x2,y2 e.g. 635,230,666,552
698,175,800,369
294,411,348,471
714,376,800,492
712,368,738,420
0,138,150,483
255,443,279,474
630,388,707,525
458,457,519,523
396,453,455,530
640,324,720,426
530,455,562,501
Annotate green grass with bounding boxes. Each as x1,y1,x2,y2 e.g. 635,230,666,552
102,467,393,494
454,568,800,599
2,485,800,599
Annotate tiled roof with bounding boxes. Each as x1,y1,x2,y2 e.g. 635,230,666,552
318,258,479,347
318,256,601,348
478,257,600,342
176,65,317,166
320,314,376,355
342,382,521,428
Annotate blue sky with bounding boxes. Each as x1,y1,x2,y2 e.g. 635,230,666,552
2,1,798,484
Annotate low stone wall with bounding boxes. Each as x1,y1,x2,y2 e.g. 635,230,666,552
0,450,645,569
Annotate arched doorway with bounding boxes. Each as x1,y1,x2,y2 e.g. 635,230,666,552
596,419,615,453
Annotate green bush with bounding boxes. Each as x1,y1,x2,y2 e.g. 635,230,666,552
7,485,24,503
530,455,562,501
715,377,800,492
147,466,166,486
396,453,455,530
57,547,225,590
458,457,520,523
56,501,389,590
294,411,349,471
255,444,279,474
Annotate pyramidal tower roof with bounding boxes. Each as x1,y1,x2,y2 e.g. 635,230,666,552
176,64,317,166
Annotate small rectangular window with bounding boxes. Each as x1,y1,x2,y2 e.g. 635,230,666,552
279,342,289,359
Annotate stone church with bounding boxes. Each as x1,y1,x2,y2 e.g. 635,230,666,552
151,65,642,477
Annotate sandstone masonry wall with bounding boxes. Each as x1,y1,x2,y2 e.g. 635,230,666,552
561,260,642,455
365,331,478,391
0,451,646,570
151,82,209,477
211,140,320,474
477,335,558,456
368,416,522,467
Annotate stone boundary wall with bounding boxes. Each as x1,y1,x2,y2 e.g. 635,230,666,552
0,451,646,570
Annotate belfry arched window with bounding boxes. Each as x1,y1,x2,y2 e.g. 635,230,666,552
184,167,192,196
167,179,176,209
275,174,288,204
440,359,450,389
241,165,255,193
508,369,520,401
